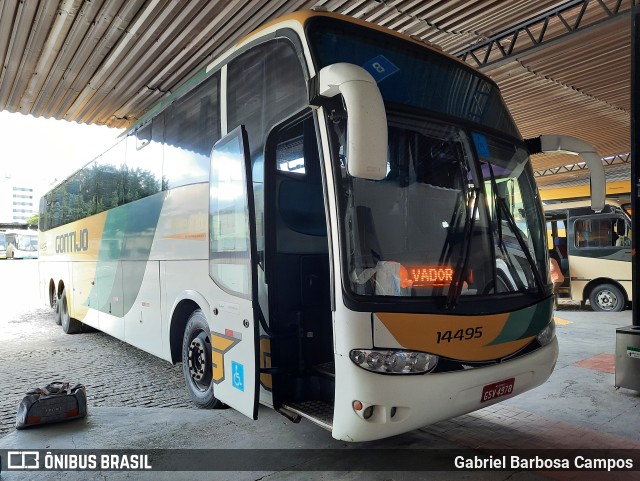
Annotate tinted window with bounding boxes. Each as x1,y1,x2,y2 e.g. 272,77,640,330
574,217,628,248
40,169,95,230
96,140,126,215
163,72,220,189
40,72,220,231
45,186,64,228
69,165,98,221
307,17,520,138
273,117,326,239
574,218,614,247
227,39,307,159
227,39,307,259
124,117,163,204
276,126,306,175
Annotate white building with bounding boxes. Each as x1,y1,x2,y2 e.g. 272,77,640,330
0,176,37,224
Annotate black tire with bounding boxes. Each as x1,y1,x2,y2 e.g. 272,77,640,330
59,288,82,334
589,284,625,312
181,310,224,409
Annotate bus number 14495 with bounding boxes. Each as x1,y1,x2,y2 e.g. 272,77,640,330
436,327,483,344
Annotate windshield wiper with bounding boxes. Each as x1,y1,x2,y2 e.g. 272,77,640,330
437,190,465,271
487,163,524,291
438,152,473,293
445,187,480,309
496,196,545,294
486,164,545,295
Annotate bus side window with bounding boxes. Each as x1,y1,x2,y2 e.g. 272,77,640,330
96,140,126,215
227,38,307,162
227,39,307,269
124,118,163,204
574,219,589,248
273,117,326,240
614,218,631,247
575,217,623,248
163,72,220,190
596,218,611,247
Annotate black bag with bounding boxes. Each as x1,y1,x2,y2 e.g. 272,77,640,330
16,382,87,430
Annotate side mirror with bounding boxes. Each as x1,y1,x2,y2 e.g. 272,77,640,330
525,135,605,212
309,63,387,180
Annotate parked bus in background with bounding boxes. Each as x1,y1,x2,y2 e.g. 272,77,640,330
0,232,6,259
5,229,39,259
39,10,558,442
545,199,631,312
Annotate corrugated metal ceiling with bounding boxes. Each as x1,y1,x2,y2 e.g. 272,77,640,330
0,0,633,195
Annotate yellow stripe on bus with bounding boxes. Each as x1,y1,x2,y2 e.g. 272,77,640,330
40,213,109,321
375,312,532,362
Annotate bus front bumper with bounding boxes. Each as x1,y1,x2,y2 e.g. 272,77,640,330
331,338,559,442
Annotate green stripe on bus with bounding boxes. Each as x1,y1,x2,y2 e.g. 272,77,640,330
486,297,553,346
90,193,166,316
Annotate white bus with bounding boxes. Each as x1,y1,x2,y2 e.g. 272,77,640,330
545,199,632,311
39,11,558,442
5,229,39,259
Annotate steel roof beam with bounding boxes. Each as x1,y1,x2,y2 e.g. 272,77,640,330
455,0,636,70
534,152,630,177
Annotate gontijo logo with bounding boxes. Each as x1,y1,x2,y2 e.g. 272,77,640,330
55,228,89,253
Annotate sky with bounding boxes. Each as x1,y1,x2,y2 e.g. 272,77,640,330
0,111,124,199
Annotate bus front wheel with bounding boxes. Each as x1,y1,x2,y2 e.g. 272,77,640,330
59,288,82,334
589,284,625,312
181,310,224,409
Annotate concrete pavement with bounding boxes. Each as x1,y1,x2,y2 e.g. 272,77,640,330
0,304,638,480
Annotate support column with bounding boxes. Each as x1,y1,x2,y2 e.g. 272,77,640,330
614,6,640,393
633,6,639,326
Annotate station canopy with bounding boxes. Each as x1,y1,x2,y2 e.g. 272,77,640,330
0,0,632,196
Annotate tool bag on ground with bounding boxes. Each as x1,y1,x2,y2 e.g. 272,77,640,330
16,382,87,429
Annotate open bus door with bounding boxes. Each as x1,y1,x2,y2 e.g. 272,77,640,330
208,126,260,419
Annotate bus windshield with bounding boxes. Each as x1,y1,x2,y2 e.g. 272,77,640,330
334,115,546,302
310,17,547,307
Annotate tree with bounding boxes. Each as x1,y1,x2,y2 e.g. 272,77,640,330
27,213,39,226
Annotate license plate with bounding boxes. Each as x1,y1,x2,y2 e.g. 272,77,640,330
481,378,515,403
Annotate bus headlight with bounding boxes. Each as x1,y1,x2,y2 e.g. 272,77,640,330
349,349,438,374
536,320,556,347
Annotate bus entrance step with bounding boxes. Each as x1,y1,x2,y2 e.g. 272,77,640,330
281,400,334,431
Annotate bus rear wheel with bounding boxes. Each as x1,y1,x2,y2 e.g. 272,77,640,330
59,288,82,333
181,310,224,409
589,284,624,312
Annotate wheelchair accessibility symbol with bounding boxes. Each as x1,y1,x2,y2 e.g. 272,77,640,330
232,361,244,392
